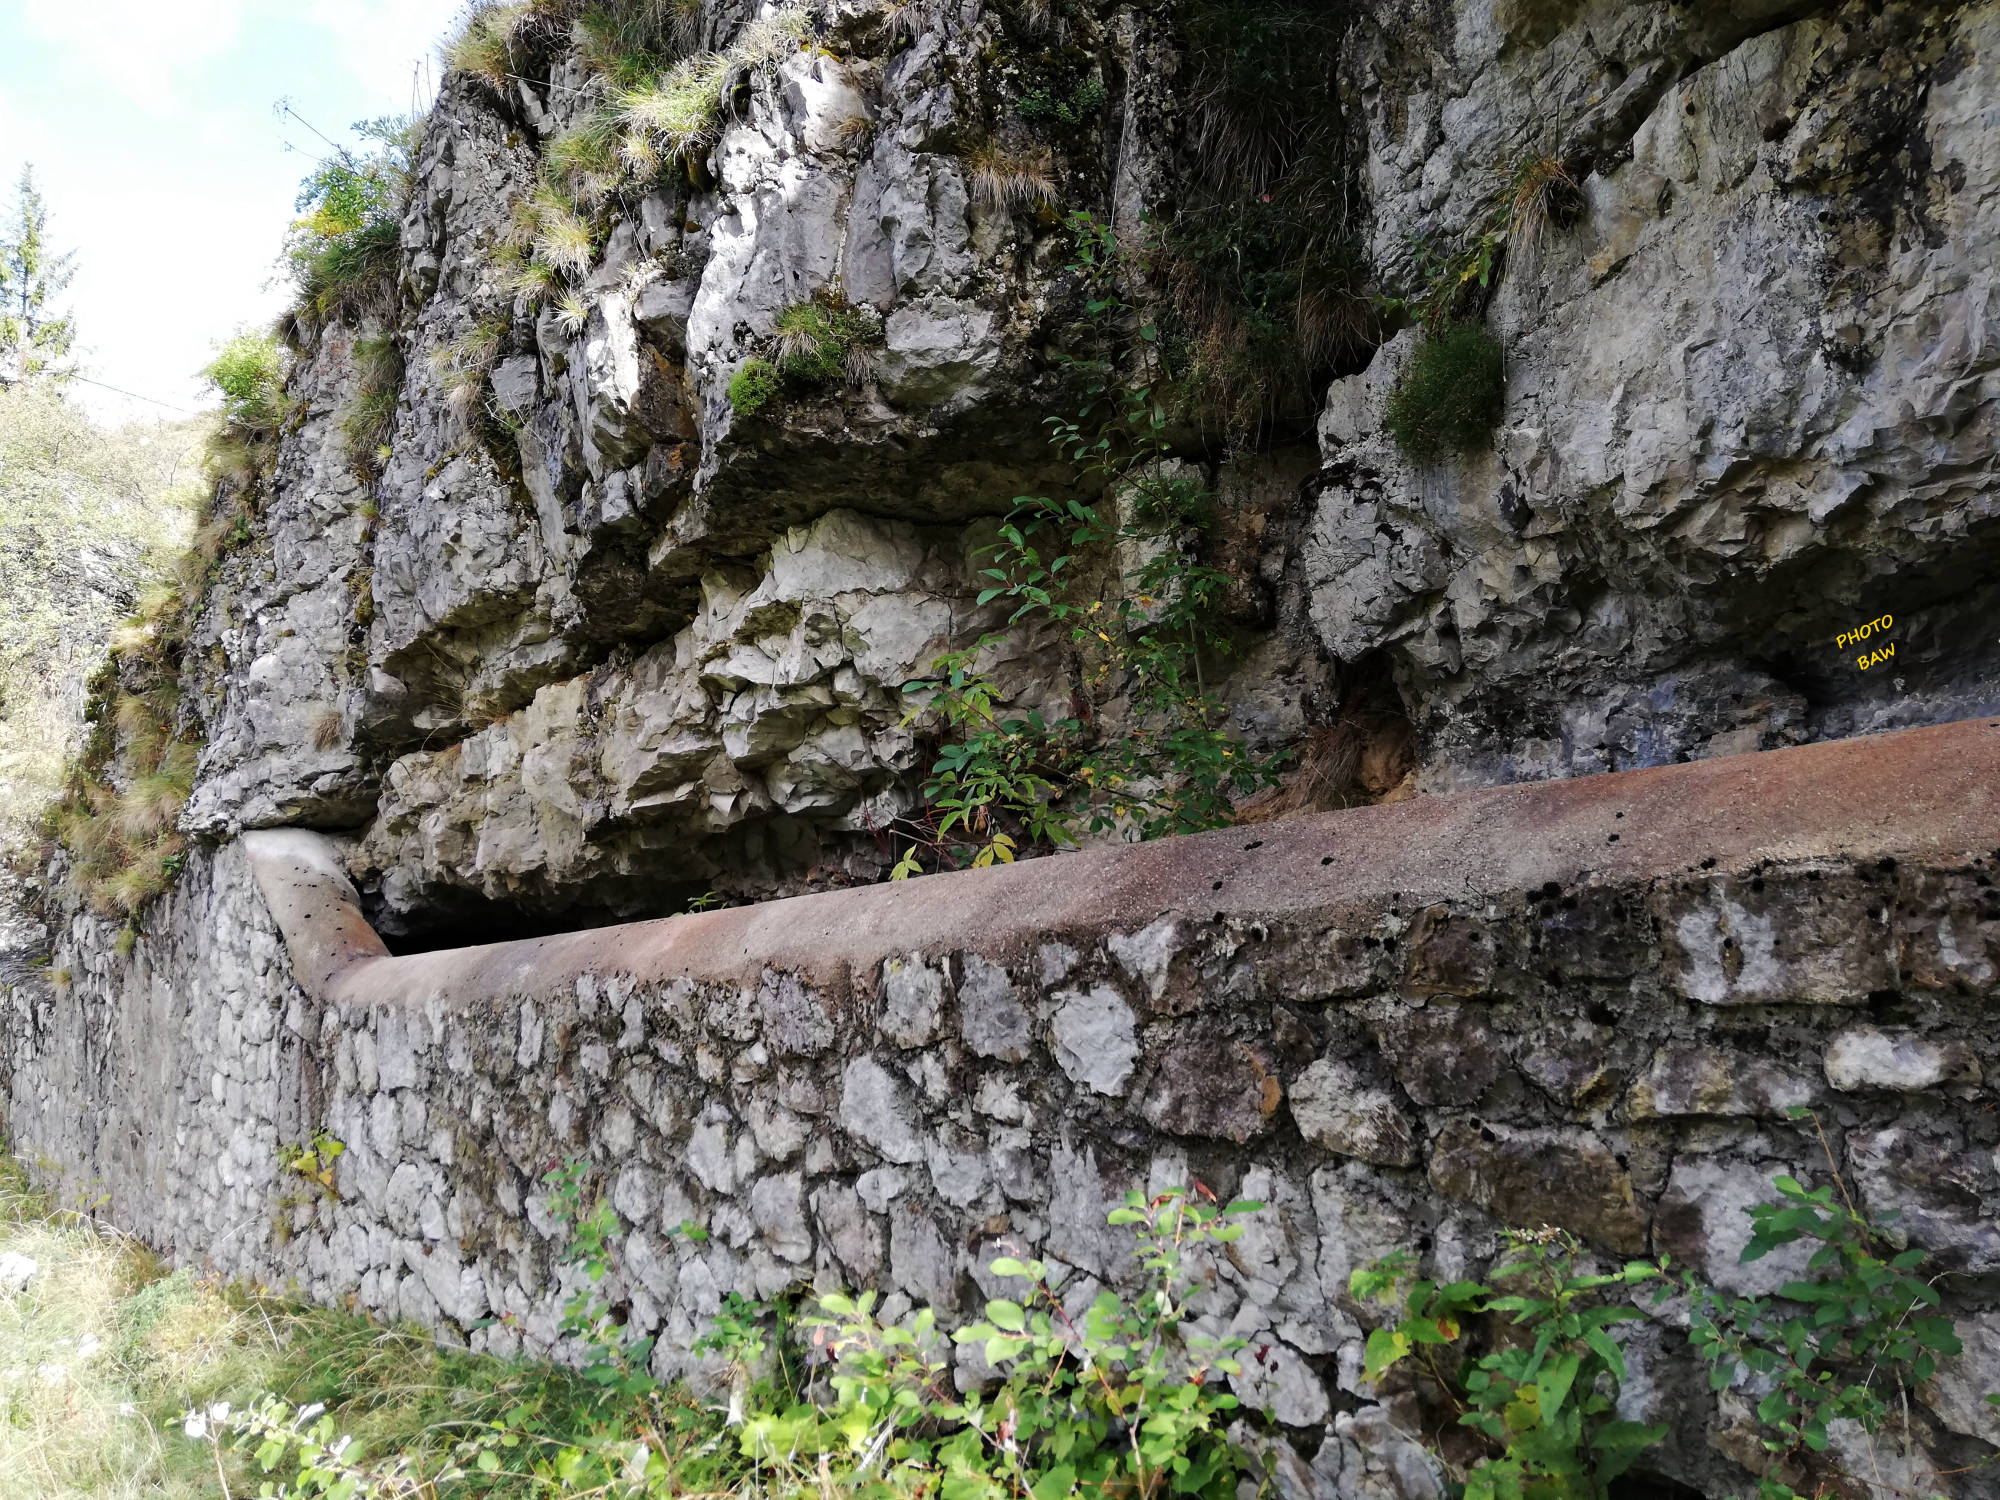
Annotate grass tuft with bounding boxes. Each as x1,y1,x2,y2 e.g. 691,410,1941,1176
1383,321,1506,463
0,1150,614,1499
963,140,1057,212
773,298,881,386
616,51,735,161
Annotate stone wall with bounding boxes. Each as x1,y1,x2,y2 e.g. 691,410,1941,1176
7,719,2000,1499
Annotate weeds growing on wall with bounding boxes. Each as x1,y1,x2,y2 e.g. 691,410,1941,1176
1357,1114,2000,1500
886,214,1286,878
45,590,204,931
727,356,781,416
341,334,405,482
1153,0,1371,443
201,1179,1265,1499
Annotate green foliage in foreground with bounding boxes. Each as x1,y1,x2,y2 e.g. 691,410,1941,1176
9,1124,1996,1500
1358,1112,2000,1500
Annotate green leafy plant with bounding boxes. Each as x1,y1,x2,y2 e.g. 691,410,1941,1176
1685,1112,1996,1498
204,332,292,435
1354,1230,1670,1500
889,213,1285,875
284,114,421,331
1383,321,1505,463
277,1132,346,1195
542,1158,661,1399
1016,76,1108,125
729,1187,1265,1500
186,1185,1269,1498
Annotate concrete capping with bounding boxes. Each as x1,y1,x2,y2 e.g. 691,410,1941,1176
245,717,2000,1011
243,828,390,998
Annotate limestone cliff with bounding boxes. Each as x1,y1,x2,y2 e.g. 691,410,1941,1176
5,2,2000,1495
121,0,1997,943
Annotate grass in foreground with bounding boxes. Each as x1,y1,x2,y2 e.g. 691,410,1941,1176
0,1153,617,1498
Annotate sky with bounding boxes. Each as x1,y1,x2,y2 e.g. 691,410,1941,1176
0,0,468,426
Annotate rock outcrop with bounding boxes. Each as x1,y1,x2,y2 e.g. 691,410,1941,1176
140,0,2000,929
1313,0,2000,788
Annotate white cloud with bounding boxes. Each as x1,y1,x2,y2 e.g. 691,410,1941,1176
18,0,253,111
7,0,472,423
307,0,468,112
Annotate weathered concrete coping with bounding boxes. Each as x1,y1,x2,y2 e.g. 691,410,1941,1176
247,716,2000,1011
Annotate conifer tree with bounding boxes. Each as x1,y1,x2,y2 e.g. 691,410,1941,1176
0,166,78,385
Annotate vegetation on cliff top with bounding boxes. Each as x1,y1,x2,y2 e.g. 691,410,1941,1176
0,165,79,385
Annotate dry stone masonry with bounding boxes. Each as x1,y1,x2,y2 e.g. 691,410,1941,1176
8,720,2000,1500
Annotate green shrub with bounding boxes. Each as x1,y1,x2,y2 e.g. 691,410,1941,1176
285,117,420,329
201,1183,1265,1499
727,357,780,416
1383,321,1505,463
1356,1232,1668,1500
202,333,289,434
1357,1139,2000,1500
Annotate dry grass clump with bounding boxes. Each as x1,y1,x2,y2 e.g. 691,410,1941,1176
47,579,204,926
964,140,1058,212
0,386,203,860
615,51,735,161
429,313,513,439
1150,0,1369,443
444,0,579,91
476,3,807,321
338,334,404,482
1501,150,1581,270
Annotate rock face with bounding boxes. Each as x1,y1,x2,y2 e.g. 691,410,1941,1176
82,0,2000,928
1311,0,2000,790
133,0,2000,933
